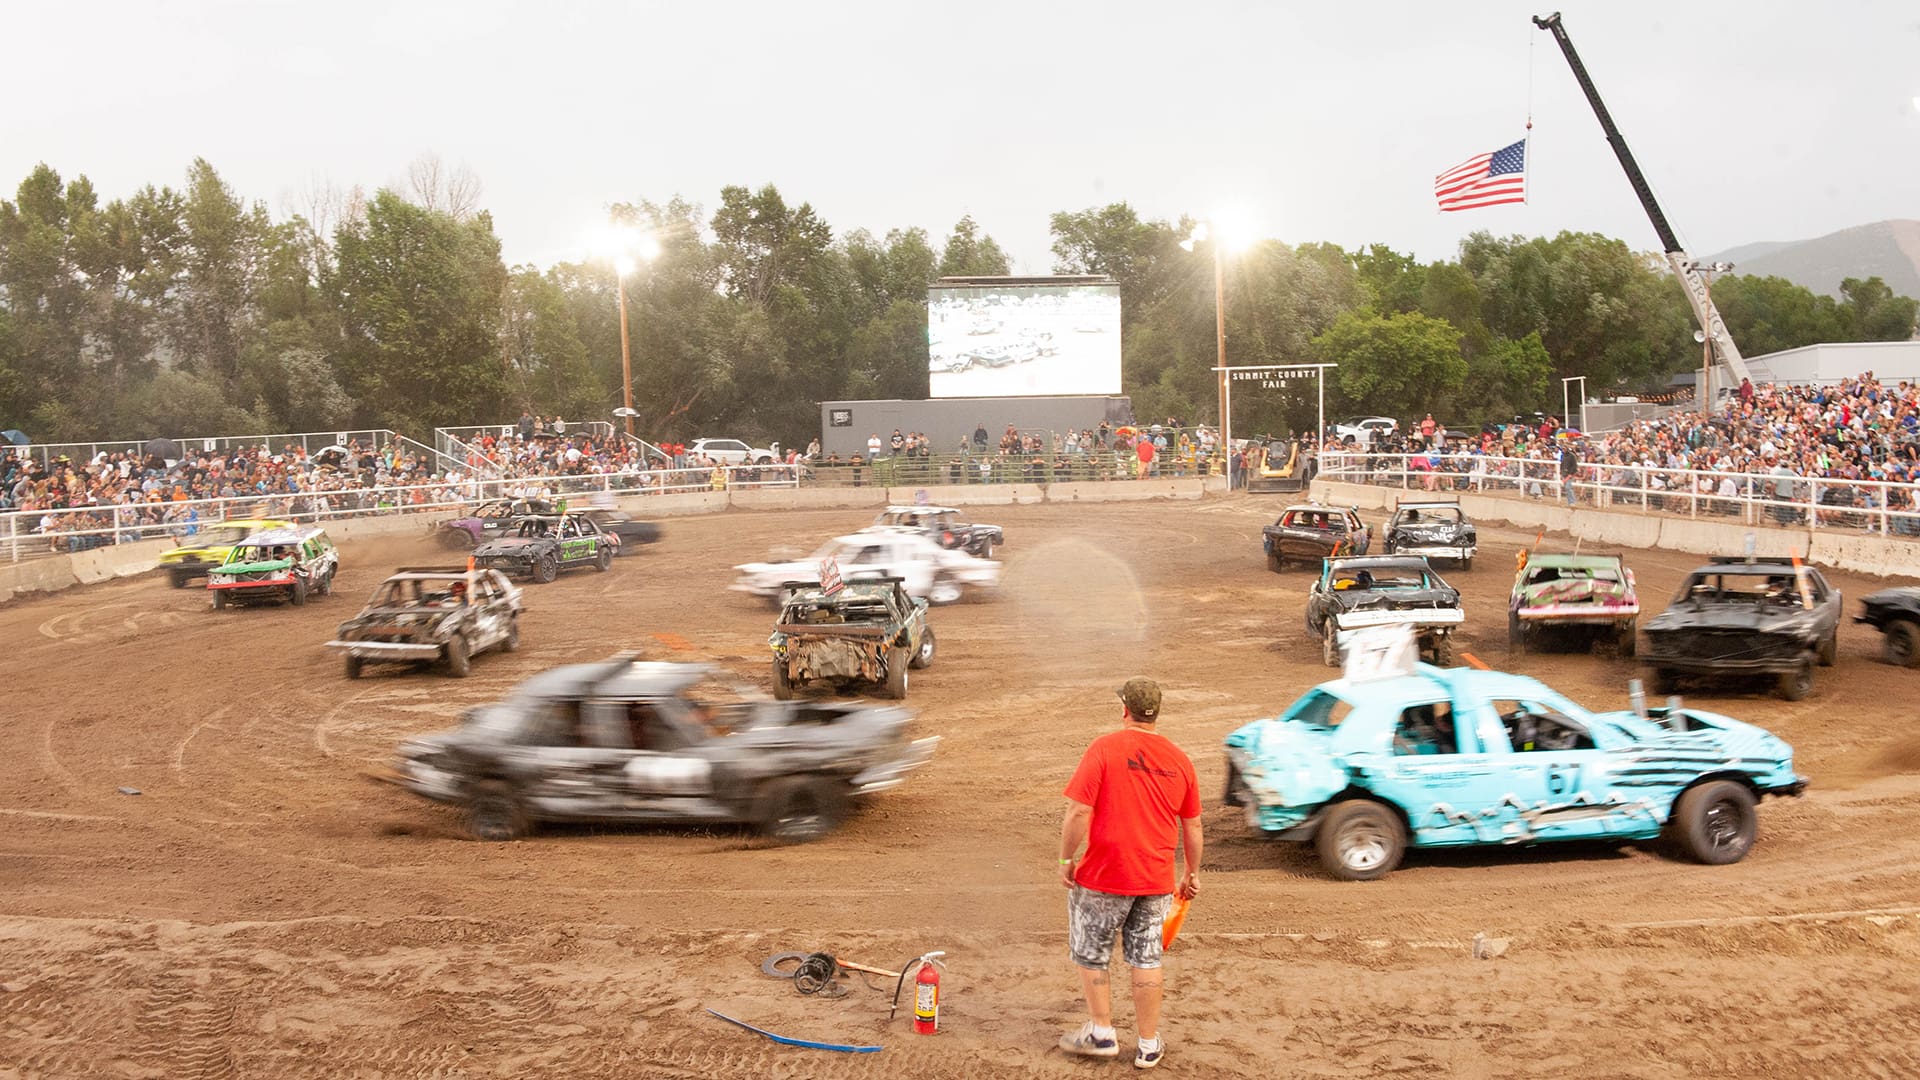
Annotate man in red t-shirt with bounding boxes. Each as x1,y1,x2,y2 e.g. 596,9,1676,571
1057,677,1201,1069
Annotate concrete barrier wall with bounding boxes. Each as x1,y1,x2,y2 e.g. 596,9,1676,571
887,484,1047,506
1048,478,1205,503
1314,479,1920,579
729,487,887,512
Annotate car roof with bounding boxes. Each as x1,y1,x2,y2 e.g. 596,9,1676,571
882,504,957,514
842,528,924,544
1281,503,1350,514
515,656,711,699
240,526,325,545
1526,553,1624,568
1325,665,1557,709
1326,555,1431,572
210,518,293,529
388,566,494,581
1688,562,1802,576
1393,500,1460,509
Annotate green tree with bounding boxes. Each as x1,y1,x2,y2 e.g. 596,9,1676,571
504,266,596,416
330,190,508,432
1699,274,1843,357
1838,276,1919,342
1048,203,1185,322
1314,308,1466,419
937,214,1010,277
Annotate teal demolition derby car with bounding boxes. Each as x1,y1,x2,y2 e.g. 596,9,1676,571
1223,659,1806,880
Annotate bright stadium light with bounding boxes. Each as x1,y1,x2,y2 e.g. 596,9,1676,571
613,255,638,278
596,222,662,438
1211,209,1258,254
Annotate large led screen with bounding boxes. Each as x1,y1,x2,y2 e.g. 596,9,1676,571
927,283,1122,397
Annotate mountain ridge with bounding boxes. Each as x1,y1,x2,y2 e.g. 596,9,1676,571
1705,220,1920,301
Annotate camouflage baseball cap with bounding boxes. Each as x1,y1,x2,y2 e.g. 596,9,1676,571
1115,677,1161,720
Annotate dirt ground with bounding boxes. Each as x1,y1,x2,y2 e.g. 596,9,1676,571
4,495,1919,1079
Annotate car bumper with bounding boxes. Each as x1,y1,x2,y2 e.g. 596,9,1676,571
1390,543,1476,560
393,758,464,803
849,736,940,795
1518,604,1640,623
1642,653,1805,675
325,640,443,660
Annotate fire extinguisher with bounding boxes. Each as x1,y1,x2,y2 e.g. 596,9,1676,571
891,950,947,1033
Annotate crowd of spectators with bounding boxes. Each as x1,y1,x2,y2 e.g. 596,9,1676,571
811,419,1224,484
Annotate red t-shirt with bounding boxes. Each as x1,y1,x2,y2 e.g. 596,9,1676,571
1064,729,1201,896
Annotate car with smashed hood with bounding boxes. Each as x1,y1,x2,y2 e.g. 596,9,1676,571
1641,557,1841,701
1381,500,1476,569
326,566,524,678
1262,503,1370,572
1509,552,1640,655
434,497,554,550
1222,659,1807,880
1855,586,1920,668
207,527,339,609
470,513,615,582
733,528,1000,604
158,517,295,587
389,654,939,844
1307,555,1463,667
770,575,933,700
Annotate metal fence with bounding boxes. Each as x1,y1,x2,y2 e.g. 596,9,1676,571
1318,451,1920,537
2,463,803,562
11,429,399,468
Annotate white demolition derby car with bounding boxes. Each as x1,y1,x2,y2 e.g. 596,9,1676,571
732,527,1001,604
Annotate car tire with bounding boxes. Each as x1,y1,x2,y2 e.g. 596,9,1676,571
1268,550,1283,573
910,627,936,670
446,633,471,678
464,779,530,841
1885,619,1920,668
1426,636,1452,668
755,775,845,845
1460,555,1473,572
978,541,993,560
344,654,363,680
595,545,612,572
291,578,307,607
502,616,520,653
1817,629,1836,667
212,591,226,611
1315,800,1406,881
1507,612,1524,654
1651,667,1678,695
755,456,773,465
1322,632,1341,668
168,572,188,589
1616,621,1637,659
884,655,909,699
1776,655,1813,701
532,553,558,584
1666,780,1757,865
772,657,794,700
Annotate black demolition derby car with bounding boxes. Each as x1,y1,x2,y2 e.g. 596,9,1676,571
470,513,615,582
1263,503,1371,572
1640,556,1842,701
1306,555,1464,667
873,505,1004,559
389,655,940,844
1381,499,1476,570
1856,586,1920,667
326,566,524,679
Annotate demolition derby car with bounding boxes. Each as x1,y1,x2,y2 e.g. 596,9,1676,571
1222,648,1807,880
1381,500,1476,569
207,527,339,609
1306,555,1464,667
872,505,1003,558
770,575,933,700
471,513,616,582
326,566,524,678
159,517,295,588
733,528,1000,604
1856,586,1920,667
390,654,939,844
1640,556,1841,700
1263,504,1370,572
435,498,541,550
1509,552,1640,655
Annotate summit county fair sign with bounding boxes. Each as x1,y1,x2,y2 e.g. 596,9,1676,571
1213,363,1337,455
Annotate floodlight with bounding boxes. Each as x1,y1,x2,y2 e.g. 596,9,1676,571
614,255,638,278
1693,330,1707,344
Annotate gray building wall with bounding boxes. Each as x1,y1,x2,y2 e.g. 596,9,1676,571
817,396,1134,459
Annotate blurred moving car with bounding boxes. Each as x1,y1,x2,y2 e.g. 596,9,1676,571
1509,552,1639,655
390,655,939,844
207,527,338,609
1854,586,1920,668
471,513,616,583
1222,651,1807,880
733,528,1000,604
770,575,933,700
434,497,552,550
1640,556,1841,701
326,566,524,679
159,517,295,588
872,504,1003,558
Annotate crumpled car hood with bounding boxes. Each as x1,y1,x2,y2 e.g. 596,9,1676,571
1326,588,1459,613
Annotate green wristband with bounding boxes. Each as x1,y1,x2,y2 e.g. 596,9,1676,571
1059,858,1073,865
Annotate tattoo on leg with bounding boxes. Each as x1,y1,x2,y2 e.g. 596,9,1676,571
1088,971,1110,987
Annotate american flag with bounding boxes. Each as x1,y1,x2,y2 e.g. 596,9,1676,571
1435,139,1527,212
819,555,844,595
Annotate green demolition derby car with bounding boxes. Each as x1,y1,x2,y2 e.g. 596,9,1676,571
207,527,339,609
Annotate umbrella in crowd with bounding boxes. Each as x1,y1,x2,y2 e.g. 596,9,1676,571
1,429,29,447
142,437,182,461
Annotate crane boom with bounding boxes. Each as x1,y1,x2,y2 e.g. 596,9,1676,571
1532,12,1751,387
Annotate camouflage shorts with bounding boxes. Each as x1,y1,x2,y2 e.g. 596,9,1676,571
1067,886,1171,970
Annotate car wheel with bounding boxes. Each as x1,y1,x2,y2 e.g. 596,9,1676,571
595,545,612,572
1268,550,1283,573
344,654,363,679
1460,554,1473,572
755,775,846,845
1666,780,1757,865
1885,619,1920,668
532,553,558,584
212,591,226,611
464,780,530,842
1426,636,1452,668
168,572,188,589
445,633,471,678
1776,655,1813,701
755,456,773,465
910,627,936,670
1651,667,1678,695
1507,612,1524,654
1816,628,1836,667
978,541,993,559
884,655,909,699
772,657,794,700
290,578,307,607
502,616,520,653
1315,800,1406,881
1616,621,1637,658
1322,632,1341,668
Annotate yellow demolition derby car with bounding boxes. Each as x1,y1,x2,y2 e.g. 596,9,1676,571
157,518,296,588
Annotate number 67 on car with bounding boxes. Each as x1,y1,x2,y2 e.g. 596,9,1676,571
1222,664,1806,880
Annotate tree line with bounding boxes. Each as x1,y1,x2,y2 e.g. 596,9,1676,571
2,158,1913,448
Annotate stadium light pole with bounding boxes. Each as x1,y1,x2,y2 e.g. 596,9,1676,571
1688,261,1733,411
1181,222,1229,478
606,229,663,438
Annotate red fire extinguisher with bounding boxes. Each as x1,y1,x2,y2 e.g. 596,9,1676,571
893,950,948,1034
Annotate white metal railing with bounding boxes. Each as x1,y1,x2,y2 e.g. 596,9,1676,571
10,429,399,468
1,463,802,562
1317,451,1920,538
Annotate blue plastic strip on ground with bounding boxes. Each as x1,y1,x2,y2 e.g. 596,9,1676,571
705,1008,884,1053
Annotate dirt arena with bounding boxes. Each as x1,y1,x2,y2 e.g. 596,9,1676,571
4,495,1918,1078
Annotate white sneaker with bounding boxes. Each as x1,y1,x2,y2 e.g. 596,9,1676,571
1135,1038,1165,1069
1058,1021,1119,1058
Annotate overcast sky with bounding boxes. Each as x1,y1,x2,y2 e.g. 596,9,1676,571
7,0,1918,273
